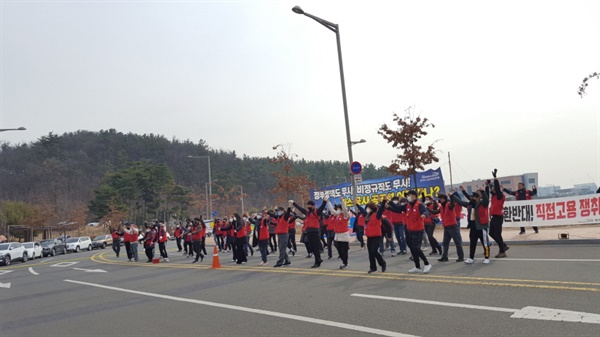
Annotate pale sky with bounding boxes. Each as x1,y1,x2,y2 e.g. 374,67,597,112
1,0,599,189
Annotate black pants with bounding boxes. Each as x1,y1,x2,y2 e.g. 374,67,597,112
158,241,168,258
326,230,335,258
520,226,539,233
407,230,428,269
183,240,191,254
288,229,297,252
215,235,223,251
112,241,120,257
469,226,490,259
193,241,204,261
144,245,154,262
268,233,277,252
202,237,207,255
175,238,182,252
489,215,507,252
366,236,385,271
236,237,247,264
425,224,442,253
306,230,322,264
335,241,349,266
355,226,365,248
124,241,132,260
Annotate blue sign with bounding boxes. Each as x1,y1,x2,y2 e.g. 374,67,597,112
212,211,218,217
350,161,362,174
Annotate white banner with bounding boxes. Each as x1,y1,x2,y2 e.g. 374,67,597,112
501,194,600,227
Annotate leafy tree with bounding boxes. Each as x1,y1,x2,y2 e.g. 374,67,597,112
378,106,439,191
578,72,599,97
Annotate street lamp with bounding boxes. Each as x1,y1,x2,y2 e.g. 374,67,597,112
350,139,366,146
187,155,212,219
292,6,358,204
0,126,26,132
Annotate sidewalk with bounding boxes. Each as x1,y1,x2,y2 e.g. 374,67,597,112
489,224,600,245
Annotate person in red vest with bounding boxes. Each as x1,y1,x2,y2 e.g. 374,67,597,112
252,212,271,266
213,219,224,252
452,188,491,264
233,213,248,264
110,226,123,258
327,199,350,269
287,211,299,256
291,199,327,268
183,223,193,258
190,216,205,263
430,193,464,262
388,190,432,273
157,222,169,262
349,209,366,250
487,169,509,257
123,222,139,262
386,196,407,255
243,214,254,257
355,198,387,274
273,207,292,267
423,195,443,256
174,222,183,252
323,210,336,259
143,223,157,262
503,182,538,234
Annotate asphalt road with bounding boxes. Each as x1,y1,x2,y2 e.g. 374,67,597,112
1,242,599,337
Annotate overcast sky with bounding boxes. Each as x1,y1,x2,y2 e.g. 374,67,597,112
1,0,598,189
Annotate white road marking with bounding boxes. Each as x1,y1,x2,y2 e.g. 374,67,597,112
351,293,516,313
0,282,10,289
352,294,600,324
51,262,79,267
41,258,54,262
0,270,13,276
498,258,600,262
28,267,39,275
73,268,107,273
65,280,418,337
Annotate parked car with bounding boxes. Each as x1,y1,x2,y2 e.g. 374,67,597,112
22,242,43,259
40,239,67,257
87,222,100,227
0,242,28,266
91,234,112,249
65,236,92,253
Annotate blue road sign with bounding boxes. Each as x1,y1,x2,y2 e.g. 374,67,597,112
350,161,362,175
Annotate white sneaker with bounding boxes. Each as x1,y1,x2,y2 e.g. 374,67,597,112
464,258,474,264
483,259,490,264
423,264,432,274
408,267,422,273
164,258,169,262
258,261,264,266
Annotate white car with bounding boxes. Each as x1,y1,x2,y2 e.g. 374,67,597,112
0,242,28,266
22,242,43,259
65,236,92,253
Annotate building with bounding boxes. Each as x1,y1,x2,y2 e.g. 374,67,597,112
445,172,539,198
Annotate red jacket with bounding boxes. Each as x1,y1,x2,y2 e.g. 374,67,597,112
158,226,168,243
191,224,203,241
490,194,506,216
439,202,457,227
304,210,320,229
275,216,289,235
333,214,348,233
384,208,403,224
258,219,270,240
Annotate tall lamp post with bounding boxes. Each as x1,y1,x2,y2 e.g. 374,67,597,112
187,155,212,219
292,6,360,204
0,126,26,132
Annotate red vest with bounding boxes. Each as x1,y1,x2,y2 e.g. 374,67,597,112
424,203,437,225
476,204,489,225
490,194,506,216
324,217,335,231
355,213,365,227
174,227,182,238
144,230,156,246
439,202,457,227
158,227,168,243
364,213,382,238
275,216,289,234
384,209,403,224
191,224,203,241
111,232,121,240
124,230,137,243
453,204,463,219
258,220,270,240
405,201,425,232
304,210,320,229
333,215,348,233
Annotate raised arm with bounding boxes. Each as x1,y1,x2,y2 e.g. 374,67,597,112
376,200,387,220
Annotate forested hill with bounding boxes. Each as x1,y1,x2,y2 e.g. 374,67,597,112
0,129,389,223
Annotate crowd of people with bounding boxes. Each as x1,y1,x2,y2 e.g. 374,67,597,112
108,169,537,274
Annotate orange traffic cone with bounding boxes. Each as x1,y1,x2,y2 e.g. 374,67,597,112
211,246,221,269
